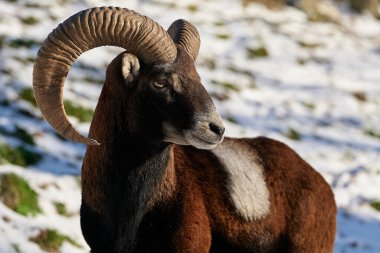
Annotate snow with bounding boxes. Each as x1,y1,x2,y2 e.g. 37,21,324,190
0,0,379,252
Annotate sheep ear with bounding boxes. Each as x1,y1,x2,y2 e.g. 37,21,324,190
121,53,140,87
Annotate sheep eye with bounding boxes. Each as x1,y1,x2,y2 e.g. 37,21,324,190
153,80,167,89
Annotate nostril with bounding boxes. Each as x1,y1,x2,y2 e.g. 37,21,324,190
209,122,225,136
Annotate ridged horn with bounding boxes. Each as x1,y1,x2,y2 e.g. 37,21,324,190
33,7,177,145
167,19,200,61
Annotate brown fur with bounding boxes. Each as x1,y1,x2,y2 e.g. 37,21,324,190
148,147,176,209
158,137,337,253
80,52,336,253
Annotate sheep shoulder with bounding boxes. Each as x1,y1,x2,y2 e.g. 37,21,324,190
172,136,336,252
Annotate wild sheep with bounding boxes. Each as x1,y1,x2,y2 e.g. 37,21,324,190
33,6,337,253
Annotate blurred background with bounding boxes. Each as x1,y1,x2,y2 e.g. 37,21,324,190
0,0,379,252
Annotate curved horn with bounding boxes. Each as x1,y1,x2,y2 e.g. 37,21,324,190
33,7,177,145
167,19,200,61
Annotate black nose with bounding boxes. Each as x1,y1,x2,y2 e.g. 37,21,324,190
209,122,225,136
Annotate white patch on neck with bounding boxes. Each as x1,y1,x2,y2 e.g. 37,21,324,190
212,138,270,221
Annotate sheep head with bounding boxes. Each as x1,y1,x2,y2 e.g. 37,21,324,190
33,7,224,149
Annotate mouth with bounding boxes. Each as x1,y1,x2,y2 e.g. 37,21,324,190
162,113,225,150
188,131,224,150
192,133,222,145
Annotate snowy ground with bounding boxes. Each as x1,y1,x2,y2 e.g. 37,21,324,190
0,0,379,252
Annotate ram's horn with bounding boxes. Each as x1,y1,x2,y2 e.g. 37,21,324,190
33,7,177,145
168,19,200,61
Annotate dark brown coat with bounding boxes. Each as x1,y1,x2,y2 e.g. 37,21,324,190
80,54,336,253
